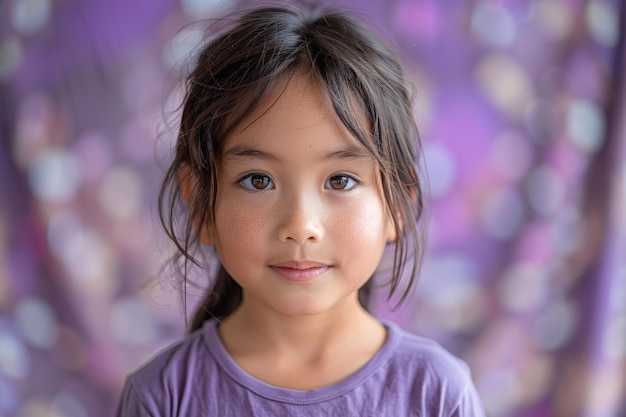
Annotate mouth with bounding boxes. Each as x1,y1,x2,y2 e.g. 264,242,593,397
269,261,331,282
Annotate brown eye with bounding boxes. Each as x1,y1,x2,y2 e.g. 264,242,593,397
325,175,358,190
240,173,274,190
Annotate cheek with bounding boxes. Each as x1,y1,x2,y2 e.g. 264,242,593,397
335,200,387,244
213,197,268,254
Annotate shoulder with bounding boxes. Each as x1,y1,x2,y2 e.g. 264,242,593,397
389,323,471,377
116,322,219,416
130,324,210,386
381,322,485,415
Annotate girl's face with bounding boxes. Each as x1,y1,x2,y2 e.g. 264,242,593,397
206,75,396,318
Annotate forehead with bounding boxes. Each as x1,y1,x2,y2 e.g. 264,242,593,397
223,74,368,154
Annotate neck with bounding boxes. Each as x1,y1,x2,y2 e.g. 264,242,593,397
218,295,384,362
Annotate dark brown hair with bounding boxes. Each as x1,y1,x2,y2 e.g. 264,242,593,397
159,2,424,332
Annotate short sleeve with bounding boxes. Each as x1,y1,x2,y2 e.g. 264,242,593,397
451,381,486,417
115,377,156,417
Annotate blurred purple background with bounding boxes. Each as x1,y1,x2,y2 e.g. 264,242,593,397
1,0,625,416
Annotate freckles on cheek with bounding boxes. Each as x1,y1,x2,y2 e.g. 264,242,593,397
340,202,382,240
221,209,253,236
218,204,268,248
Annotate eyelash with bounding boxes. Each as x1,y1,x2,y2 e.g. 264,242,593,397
236,173,361,191
324,174,360,191
237,173,275,191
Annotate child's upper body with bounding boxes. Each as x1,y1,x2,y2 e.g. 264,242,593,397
117,320,483,416
116,3,485,416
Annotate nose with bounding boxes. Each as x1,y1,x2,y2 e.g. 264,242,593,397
276,195,324,244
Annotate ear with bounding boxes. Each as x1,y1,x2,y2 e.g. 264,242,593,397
179,166,214,245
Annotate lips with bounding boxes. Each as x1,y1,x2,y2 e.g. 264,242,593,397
269,261,331,282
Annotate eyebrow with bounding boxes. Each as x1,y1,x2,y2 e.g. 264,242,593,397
222,145,282,162
222,143,373,163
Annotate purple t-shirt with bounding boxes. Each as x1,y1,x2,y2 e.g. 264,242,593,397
115,320,485,416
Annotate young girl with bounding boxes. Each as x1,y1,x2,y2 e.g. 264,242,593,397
116,3,485,416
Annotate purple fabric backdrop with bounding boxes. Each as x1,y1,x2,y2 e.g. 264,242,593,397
1,0,625,416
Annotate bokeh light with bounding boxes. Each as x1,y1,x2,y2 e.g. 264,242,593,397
97,167,143,220
13,94,54,170
64,231,118,297
162,24,206,69
10,0,52,35
497,263,549,313
72,132,113,184
490,130,534,182
533,300,578,351
533,0,574,41
28,149,81,203
585,1,620,47
526,165,567,216
0,330,30,380
15,297,59,349
180,0,234,18
566,98,606,154
479,187,525,240
110,297,159,346
549,204,584,256
470,3,516,48
475,53,534,118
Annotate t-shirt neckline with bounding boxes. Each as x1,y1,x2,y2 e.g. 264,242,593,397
202,319,402,404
